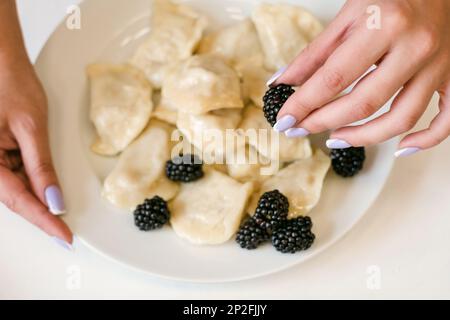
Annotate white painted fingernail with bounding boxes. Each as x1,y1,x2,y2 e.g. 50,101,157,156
326,139,352,149
266,66,287,87
45,185,66,215
285,127,310,138
274,115,297,132
394,147,421,158
52,237,74,251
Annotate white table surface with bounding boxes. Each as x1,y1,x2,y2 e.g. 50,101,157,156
1,0,449,300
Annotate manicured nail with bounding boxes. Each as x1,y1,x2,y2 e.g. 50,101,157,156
45,185,66,215
326,139,352,149
274,115,297,132
394,147,421,158
285,127,310,138
266,66,287,87
52,237,73,251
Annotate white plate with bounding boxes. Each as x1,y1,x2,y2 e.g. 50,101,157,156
35,0,396,283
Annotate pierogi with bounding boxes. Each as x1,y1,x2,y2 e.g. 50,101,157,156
87,64,153,156
161,54,244,114
248,150,331,219
170,169,253,245
252,4,324,70
176,108,242,159
198,19,271,107
226,143,280,184
130,0,207,88
103,120,179,210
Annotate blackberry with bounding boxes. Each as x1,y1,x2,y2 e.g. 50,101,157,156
133,196,170,231
166,154,204,182
272,216,315,254
263,84,295,126
236,219,270,250
330,147,366,177
253,190,289,232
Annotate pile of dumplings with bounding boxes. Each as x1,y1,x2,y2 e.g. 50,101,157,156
87,0,331,245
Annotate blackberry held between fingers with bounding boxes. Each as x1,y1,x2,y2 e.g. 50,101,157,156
134,196,170,231
253,190,289,232
272,216,315,254
236,219,270,250
330,147,366,177
263,84,295,126
166,154,204,182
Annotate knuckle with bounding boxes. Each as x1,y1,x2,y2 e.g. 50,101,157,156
354,100,377,119
322,68,346,92
416,28,440,59
383,1,413,32
32,161,54,178
3,187,27,213
397,114,417,132
14,112,45,134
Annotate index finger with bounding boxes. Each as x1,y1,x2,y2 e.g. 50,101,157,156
0,166,72,245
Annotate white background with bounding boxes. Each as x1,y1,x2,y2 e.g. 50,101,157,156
0,0,448,299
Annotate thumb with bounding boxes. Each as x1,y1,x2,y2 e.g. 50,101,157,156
11,113,66,215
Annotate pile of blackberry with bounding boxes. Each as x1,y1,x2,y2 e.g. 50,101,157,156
166,154,204,183
262,84,295,126
236,189,315,254
330,147,366,177
133,196,170,231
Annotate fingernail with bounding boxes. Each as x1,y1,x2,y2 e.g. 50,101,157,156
394,147,421,158
52,237,74,251
285,127,310,138
45,185,66,215
274,115,297,132
326,139,352,149
266,66,287,87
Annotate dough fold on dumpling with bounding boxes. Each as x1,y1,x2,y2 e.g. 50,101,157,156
198,19,264,68
103,120,179,210
170,169,253,245
248,149,330,218
227,143,280,184
130,0,207,88
198,19,270,107
176,109,242,159
87,64,153,156
238,105,312,162
252,4,324,71
161,54,244,114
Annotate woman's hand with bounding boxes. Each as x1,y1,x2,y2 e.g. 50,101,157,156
271,0,450,157
0,1,72,248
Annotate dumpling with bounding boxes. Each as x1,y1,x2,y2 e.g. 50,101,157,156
248,149,330,218
103,120,179,210
240,66,272,107
176,109,242,159
198,19,264,69
161,54,244,114
198,19,270,107
130,0,207,88
87,64,153,156
239,105,312,162
170,169,253,245
252,4,324,71
227,143,280,183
